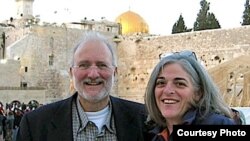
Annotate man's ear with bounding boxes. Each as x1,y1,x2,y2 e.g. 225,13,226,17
114,67,118,76
69,67,73,78
69,67,75,93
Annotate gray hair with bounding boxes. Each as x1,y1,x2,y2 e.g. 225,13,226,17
70,31,117,67
145,54,232,126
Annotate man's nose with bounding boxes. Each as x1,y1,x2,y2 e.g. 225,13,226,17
87,66,100,78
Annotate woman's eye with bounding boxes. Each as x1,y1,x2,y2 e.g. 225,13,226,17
156,80,165,86
176,82,186,87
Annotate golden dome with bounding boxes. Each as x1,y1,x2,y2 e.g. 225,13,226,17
115,10,149,35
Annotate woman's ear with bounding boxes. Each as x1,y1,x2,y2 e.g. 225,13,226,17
194,91,202,102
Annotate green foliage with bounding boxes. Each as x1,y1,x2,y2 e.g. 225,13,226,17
207,13,221,29
172,14,191,34
193,0,221,31
242,0,250,25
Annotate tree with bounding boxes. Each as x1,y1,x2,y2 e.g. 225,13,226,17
193,0,221,31
194,0,209,31
207,13,221,29
242,0,250,25
172,14,190,34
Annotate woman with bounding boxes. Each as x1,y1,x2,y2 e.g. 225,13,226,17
144,50,235,141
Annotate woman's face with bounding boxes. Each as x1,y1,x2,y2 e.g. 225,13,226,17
154,63,200,123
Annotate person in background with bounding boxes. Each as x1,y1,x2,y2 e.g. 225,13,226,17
5,110,14,141
16,31,147,141
144,50,235,141
231,108,246,125
0,108,6,141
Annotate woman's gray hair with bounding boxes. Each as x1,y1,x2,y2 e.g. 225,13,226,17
70,31,117,67
145,54,232,127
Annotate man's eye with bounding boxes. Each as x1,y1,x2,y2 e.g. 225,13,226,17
78,64,89,69
97,64,108,69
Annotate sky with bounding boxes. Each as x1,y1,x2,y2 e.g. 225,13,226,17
0,0,247,35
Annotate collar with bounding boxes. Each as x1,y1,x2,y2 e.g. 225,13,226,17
181,108,198,125
148,109,198,134
75,96,115,133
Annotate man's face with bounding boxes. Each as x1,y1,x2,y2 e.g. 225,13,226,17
71,41,115,103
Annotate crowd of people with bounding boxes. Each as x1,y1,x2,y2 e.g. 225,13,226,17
0,101,40,141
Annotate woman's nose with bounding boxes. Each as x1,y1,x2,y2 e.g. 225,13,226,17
163,83,175,94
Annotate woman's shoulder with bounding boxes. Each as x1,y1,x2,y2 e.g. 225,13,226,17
198,112,235,125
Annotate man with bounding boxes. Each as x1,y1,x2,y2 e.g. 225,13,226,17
16,31,147,141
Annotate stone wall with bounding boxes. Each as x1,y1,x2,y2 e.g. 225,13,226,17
116,26,250,105
243,71,250,106
1,25,116,104
0,89,45,104
0,59,20,87
1,25,250,106
208,55,250,107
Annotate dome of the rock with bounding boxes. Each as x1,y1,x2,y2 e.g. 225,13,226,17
115,10,149,35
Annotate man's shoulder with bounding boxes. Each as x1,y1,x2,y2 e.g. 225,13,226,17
110,96,147,115
110,96,144,106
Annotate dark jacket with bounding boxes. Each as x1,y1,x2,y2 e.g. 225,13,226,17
16,93,147,141
145,109,235,141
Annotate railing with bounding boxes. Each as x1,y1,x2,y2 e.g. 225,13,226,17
0,86,45,90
